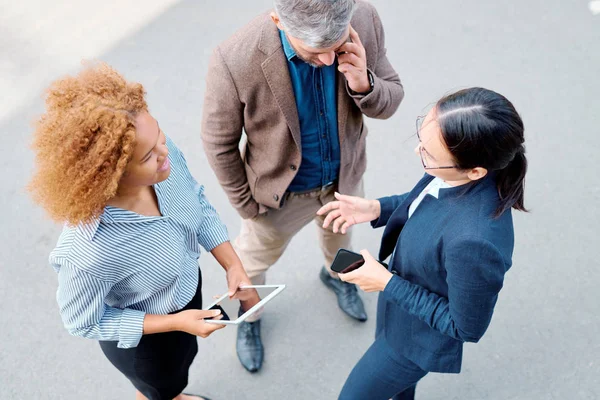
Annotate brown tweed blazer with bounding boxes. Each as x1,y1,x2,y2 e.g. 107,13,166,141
201,0,403,219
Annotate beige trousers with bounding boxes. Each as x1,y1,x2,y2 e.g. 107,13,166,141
233,180,364,286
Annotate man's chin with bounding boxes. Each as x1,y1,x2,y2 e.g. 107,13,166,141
305,60,325,68
296,54,324,68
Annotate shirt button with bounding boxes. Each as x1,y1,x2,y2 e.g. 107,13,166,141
273,194,279,201
290,165,297,171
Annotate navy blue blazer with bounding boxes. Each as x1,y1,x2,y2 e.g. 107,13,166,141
372,173,515,373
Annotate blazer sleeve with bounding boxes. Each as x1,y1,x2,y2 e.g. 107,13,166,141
371,193,409,228
56,261,146,349
382,236,508,343
201,46,260,220
346,4,404,119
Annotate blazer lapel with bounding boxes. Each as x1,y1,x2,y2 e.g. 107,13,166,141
259,20,302,149
337,73,351,143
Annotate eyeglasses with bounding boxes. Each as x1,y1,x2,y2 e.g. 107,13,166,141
416,116,457,170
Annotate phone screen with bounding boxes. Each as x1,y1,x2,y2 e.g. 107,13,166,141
206,286,277,321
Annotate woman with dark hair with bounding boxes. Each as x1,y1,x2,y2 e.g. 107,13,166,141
29,63,254,400
318,87,528,400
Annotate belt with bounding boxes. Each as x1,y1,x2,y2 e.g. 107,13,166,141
288,181,336,195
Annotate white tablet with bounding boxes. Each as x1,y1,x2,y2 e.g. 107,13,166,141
204,284,285,325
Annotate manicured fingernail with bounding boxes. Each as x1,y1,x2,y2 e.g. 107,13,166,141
213,310,221,315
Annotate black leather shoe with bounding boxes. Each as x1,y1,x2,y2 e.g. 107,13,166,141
320,266,368,322
236,314,264,373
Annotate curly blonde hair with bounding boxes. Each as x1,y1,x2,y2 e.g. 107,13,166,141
29,63,148,225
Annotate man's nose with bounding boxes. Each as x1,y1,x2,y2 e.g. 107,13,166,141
318,51,335,66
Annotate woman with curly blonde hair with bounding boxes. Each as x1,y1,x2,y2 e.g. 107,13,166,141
29,63,252,400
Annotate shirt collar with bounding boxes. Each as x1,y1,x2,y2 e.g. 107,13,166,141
77,218,101,241
426,178,452,199
102,206,165,224
74,138,175,241
279,29,297,61
76,206,165,241
436,171,497,200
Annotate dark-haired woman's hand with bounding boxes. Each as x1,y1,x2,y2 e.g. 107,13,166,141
339,249,393,292
317,192,380,234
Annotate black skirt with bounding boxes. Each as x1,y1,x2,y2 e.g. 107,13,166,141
99,272,202,400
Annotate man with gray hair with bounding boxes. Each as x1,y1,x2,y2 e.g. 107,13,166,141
202,0,403,372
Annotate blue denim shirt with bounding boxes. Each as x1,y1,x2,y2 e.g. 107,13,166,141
280,30,341,192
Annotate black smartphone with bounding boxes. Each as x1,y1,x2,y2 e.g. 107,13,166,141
336,35,353,56
330,248,388,274
331,248,365,273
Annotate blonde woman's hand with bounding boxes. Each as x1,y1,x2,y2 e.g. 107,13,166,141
173,309,225,338
317,192,381,234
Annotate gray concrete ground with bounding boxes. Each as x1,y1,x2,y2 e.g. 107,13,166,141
1,1,599,399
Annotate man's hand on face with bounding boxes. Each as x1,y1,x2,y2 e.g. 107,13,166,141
337,25,371,94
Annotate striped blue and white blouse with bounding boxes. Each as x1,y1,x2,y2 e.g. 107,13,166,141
49,136,229,349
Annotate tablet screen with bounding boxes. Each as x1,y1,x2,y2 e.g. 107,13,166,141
207,286,278,321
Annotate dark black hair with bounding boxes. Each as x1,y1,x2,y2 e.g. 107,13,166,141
436,87,528,217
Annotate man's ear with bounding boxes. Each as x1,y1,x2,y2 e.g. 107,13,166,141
270,12,284,30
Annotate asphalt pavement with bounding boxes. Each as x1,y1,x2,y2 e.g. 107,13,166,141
1,1,599,399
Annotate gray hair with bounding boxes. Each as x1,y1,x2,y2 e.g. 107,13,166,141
274,0,357,48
